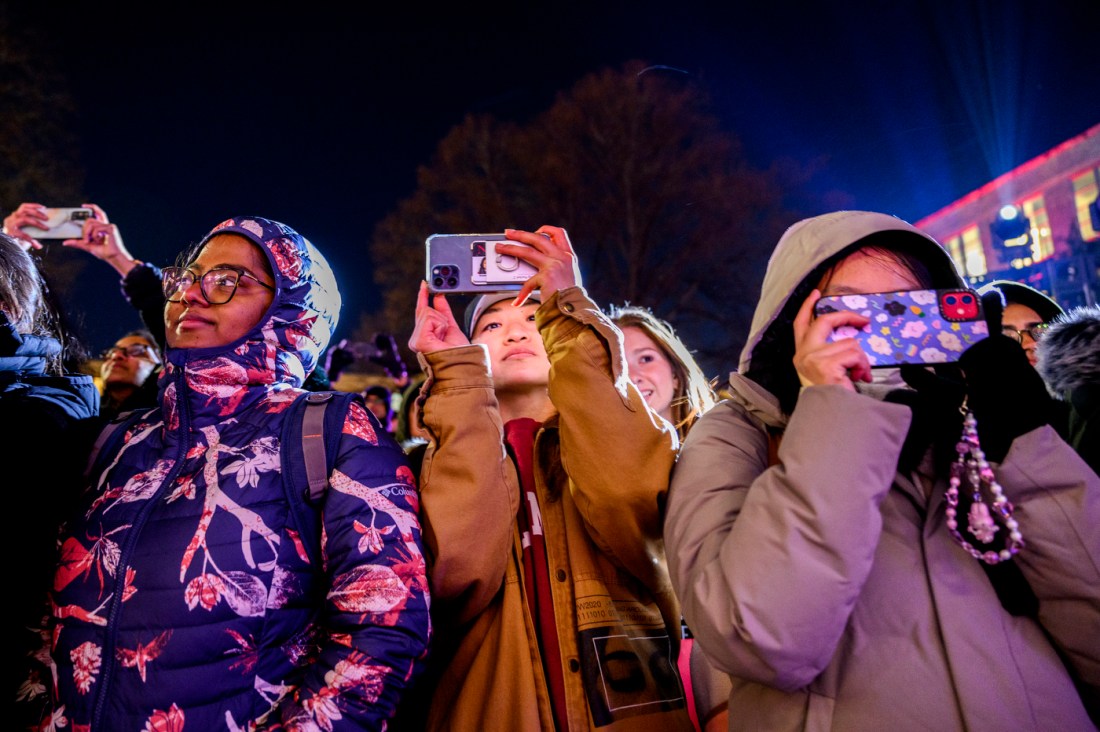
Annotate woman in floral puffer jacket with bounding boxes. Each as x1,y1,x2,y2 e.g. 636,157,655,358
47,216,430,731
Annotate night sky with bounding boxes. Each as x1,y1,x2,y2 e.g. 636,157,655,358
7,1,1099,359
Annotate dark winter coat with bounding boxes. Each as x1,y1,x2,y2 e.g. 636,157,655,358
2,317,98,716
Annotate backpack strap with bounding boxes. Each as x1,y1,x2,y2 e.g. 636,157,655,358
293,389,361,501
281,389,361,565
301,392,335,501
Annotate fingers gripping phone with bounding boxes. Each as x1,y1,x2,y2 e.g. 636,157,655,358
22,207,94,240
813,288,990,367
426,233,539,293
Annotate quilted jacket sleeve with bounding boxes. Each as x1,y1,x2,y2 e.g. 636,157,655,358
282,401,431,730
415,344,520,626
537,286,681,595
664,386,911,691
995,425,1100,695
120,262,167,350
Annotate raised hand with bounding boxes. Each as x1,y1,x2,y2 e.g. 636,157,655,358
324,339,357,381
369,332,408,381
791,288,873,390
494,225,582,306
409,281,471,355
61,204,138,276
2,202,51,251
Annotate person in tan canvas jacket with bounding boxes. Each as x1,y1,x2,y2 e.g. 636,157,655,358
407,225,694,731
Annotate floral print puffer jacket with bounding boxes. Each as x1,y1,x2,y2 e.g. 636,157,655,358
48,216,430,731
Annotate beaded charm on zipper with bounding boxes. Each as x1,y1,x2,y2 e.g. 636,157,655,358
944,406,1024,564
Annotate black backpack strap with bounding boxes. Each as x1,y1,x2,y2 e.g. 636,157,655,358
281,390,361,566
281,391,358,499
319,390,362,487
302,391,335,501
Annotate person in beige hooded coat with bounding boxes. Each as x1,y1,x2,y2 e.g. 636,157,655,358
664,210,1100,730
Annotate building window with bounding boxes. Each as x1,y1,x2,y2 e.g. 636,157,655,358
1072,168,1099,242
944,234,965,275
1021,195,1054,263
961,225,987,277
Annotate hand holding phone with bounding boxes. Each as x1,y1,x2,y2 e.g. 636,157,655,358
22,207,94,240
426,233,538,294
813,288,990,367
410,282,470,355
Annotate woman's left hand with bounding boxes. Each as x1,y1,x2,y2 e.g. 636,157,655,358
495,225,582,306
62,204,139,276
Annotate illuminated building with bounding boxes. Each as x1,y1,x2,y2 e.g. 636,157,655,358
916,123,1100,310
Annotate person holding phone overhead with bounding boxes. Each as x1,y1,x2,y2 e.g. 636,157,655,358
409,225,693,731
664,210,1100,730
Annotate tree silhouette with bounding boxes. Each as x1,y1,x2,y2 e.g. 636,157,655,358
1,9,93,364
368,60,822,378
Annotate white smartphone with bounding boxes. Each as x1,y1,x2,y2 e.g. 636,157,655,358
425,233,538,294
22,207,94,239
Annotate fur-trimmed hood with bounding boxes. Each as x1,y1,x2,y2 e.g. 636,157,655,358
1037,305,1100,395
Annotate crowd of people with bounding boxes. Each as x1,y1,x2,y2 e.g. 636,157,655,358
3,201,1097,731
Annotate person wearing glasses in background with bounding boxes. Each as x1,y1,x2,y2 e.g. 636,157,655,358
98,330,161,420
43,216,429,731
978,280,1064,369
975,280,1094,471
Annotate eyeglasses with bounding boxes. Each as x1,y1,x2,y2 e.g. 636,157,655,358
1001,323,1049,344
101,344,158,361
162,266,275,305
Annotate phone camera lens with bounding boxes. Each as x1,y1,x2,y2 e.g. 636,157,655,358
432,276,444,288
446,276,458,288
944,295,957,305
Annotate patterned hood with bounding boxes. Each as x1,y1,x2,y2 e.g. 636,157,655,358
160,216,341,422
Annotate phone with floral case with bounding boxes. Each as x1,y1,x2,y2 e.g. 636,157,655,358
813,288,989,367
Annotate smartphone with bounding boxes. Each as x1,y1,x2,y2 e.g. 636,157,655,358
22,207,94,240
425,233,538,294
813,288,989,367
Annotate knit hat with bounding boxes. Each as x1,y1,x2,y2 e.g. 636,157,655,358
978,280,1064,323
364,384,391,402
464,291,541,338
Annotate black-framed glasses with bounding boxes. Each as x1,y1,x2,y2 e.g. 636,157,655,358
101,344,159,361
162,266,275,305
1001,323,1049,343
